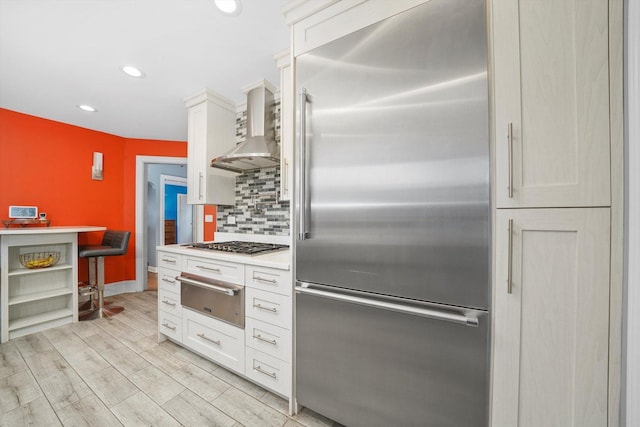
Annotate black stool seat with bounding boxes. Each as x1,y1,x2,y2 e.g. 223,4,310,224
79,245,127,257
78,230,130,320
79,230,130,257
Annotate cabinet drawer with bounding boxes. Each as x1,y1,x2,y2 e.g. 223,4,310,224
245,288,291,330
245,266,292,296
245,317,290,363
245,347,290,397
182,308,244,373
158,252,182,270
158,288,181,317
157,267,181,292
159,312,182,342
185,257,243,285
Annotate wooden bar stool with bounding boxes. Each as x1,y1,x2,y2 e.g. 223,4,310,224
78,230,131,320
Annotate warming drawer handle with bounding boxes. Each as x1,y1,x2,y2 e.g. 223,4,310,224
197,333,221,346
253,303,278,313
295,285,479,327
254,365,277,379
175,276,238,296
253,334,278,346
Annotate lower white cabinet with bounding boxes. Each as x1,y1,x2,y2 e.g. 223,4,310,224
245,287,291,330
245,347,291,397
1,232,78,343
156,248,292,400
245,317,291,361
492,208,610,427
158,311,182,342
182,307,245,373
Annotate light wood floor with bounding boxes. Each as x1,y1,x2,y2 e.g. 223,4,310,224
0,291,339,427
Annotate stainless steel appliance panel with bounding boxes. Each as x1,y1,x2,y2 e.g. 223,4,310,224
178,273,245,328
295,0,490,309
295,288,489,427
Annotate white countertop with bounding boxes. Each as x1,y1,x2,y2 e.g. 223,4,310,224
157,243,291,270
0,226,106,235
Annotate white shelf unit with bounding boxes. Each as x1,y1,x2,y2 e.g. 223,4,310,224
1,232,78,342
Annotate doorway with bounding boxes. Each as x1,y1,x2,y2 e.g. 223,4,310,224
159,174,193,245
135,156,204,292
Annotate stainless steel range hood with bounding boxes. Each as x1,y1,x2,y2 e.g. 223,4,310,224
211,80,279,173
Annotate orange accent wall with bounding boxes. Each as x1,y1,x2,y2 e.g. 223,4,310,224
0,108,214,285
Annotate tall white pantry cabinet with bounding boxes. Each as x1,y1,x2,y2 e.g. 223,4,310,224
490,1,623,427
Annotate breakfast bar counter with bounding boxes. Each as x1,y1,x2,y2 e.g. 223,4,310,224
0,225,105,342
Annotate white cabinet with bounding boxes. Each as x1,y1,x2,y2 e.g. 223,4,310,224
274,49,294,201
489,1,619,424
184,89,237,206
492,0,611,208
0,232,78,342
183,307,245,373
157,250,183,343
156,248,293,400
492,208,610,427
244,265,292,397
285,0,429,56
184,255,243,284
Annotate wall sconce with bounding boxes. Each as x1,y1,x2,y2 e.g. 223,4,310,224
92,152,103,180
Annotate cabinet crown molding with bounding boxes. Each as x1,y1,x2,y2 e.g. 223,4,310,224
184,88,236,111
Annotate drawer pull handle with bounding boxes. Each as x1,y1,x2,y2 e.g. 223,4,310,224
162,322,176,331
162,299,176,307
254,365,277,379
197,333,221,346
161,277,175,284
253,334,277,346
196,265,221,272
254,275,277,284
507,218,513,294
507,122,514,198
253,304,277,313
162,258,176,264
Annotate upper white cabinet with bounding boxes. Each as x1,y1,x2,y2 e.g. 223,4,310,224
492,0,611,208
274,50,294,201
184,89,236,206
492,208,610,427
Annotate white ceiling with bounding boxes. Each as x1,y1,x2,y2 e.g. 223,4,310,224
0,0,290,141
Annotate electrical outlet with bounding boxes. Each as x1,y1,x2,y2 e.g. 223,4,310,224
204,214,214,223
227,216,236,225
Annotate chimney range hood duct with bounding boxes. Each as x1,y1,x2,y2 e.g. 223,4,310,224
211,81,279,173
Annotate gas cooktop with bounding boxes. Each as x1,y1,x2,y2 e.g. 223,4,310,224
183,241,288,255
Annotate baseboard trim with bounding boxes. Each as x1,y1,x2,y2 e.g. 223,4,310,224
103,280,142,297
147,265,158,274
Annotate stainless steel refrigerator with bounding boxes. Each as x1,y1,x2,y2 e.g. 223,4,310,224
294,1,490,426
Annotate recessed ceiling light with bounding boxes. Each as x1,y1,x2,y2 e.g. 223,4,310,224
214,0,242,16
78,104,97,112
122,65,145,78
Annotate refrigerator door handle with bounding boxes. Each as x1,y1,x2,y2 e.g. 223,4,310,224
295,284,479,327
298,88,311,240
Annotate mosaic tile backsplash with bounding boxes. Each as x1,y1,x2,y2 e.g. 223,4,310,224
216,99,291,236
